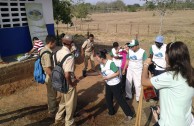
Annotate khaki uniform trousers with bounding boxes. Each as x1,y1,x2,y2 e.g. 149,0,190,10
45,75,57,114
55,87,77,126
84,52,95,71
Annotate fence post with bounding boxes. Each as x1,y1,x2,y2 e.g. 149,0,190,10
138,24,139,34
87,24,89,32
130,24,132,36
148,24,150,35
116,24,117,33
106,23,109,33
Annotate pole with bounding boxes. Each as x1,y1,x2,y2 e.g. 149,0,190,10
135,87,143,126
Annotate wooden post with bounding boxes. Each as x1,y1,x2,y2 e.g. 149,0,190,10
148,24,150,35
135,87,143,126
106,23,109,33
130,24,132,36
138,24,139,34
116,24,117,33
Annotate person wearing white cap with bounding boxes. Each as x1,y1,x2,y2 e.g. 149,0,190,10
55,34,78,126
149,35,166,76
122,40,147,102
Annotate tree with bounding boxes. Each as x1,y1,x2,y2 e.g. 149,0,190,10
53,0,73,44
111,0,126,11
72,2,90,20
145,0,176,34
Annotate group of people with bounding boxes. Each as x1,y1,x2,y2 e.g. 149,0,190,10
29,33,194,126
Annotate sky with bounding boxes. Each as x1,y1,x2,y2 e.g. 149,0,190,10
84,0,146,6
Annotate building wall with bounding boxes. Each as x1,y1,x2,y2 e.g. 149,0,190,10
0,0,55,57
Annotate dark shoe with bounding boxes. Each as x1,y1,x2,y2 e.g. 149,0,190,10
108,110,116,116
82,70,87,77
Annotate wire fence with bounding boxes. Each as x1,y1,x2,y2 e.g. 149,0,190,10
56,23,194,38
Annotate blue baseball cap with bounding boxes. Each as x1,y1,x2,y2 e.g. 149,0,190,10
155,35,164,43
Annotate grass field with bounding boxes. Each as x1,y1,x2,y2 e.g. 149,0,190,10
56,10,194,65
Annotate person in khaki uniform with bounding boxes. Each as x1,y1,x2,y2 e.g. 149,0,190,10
55,35,78,126
40,35,57,118
81,34,95,71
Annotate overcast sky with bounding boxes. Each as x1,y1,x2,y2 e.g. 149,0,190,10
84,0,146,5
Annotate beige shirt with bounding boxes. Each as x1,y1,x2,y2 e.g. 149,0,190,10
40,46,53,83
40,46,53,71
82,39,94,53
56,46,74,72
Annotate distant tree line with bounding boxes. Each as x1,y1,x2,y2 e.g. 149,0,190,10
52,0,194,25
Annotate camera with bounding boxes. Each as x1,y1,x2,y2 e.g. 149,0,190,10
150,106,158,111
148,63,156,75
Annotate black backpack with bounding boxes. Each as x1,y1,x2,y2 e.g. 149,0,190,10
51,52,72,93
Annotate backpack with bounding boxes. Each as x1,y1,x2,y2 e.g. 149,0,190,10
33,51,52,84
51,52,72,93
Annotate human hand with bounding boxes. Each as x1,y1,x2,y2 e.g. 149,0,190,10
122,70,126,75
152,109,159,122
103,76,109,81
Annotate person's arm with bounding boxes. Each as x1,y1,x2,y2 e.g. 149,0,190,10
149,46,153,59
122,59,129,75
81,41,87,57
104,62,119,80
86,71,101,76
103,70,119,81
28,48,36,55
141,58,153,87
122,53,129,75
63,57,77,87
65,71,77,87
44,67,52,77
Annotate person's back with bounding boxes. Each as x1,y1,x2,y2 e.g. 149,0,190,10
151,71,194,126
142,41,194,126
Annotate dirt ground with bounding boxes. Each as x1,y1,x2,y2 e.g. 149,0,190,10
1,11,194,126
0,54,158,126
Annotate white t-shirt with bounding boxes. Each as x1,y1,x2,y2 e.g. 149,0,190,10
127,48,146,71
151,72,194,126
112,48,122,67
151,44,166,70
100,60,120,86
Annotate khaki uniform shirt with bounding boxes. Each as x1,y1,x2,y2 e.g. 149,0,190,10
40,45,53,83
56,46,74,73
56,46,75,89
82,39,94,55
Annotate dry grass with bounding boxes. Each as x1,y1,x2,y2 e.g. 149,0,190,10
56,10,194,65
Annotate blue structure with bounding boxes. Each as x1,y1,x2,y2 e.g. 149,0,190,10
0,0,55,57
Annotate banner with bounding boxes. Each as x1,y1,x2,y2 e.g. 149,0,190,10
25,3,48,44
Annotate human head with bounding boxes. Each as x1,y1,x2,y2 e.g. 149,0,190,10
62,34,73,49
124,42,130,51
96,49,107,64
45,35,56,49
113,42,119,49
89,34,94,42
32,37,39,41
128,39,139,52
166,41,194,87
155,35,164,48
